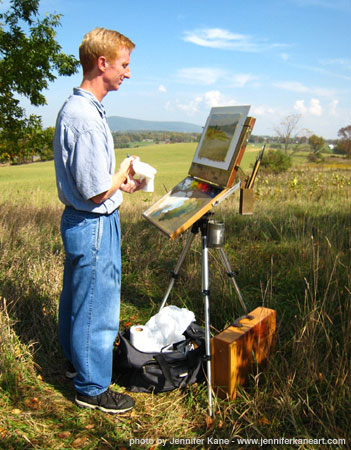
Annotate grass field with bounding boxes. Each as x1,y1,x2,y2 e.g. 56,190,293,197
0,143,350,449
0,142,259,206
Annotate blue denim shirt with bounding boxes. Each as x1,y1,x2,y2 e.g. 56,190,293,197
53,88,122,214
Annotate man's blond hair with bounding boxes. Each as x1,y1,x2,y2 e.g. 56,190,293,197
79,28,135,74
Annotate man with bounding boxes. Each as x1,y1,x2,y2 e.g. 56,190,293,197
53,28,144,414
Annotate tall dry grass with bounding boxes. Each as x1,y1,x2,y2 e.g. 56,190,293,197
0,165,350,449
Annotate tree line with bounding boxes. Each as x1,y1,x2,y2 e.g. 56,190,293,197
1,123,350,165
112,131,200,148
256,114,351,158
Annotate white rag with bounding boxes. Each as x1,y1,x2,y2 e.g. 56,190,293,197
133,160,157,192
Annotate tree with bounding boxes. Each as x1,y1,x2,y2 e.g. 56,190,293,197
308,134,325,154
0,0,79,160
337,125,351,158
274,114,301,154
260,150,292,173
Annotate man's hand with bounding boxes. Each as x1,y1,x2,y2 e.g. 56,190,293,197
119,156,146,193
90,155,145,203
120,175,146,193
118,156,136,179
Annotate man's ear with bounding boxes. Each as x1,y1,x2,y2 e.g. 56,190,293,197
97,56,108,72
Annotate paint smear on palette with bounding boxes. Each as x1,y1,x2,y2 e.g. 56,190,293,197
151,177,221,223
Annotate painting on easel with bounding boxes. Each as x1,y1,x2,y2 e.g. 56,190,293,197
143,105,255,239
192,105,250,171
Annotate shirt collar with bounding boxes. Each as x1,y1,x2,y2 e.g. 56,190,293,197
73,87,106,118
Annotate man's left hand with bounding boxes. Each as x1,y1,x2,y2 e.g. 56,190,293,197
120,175,146,193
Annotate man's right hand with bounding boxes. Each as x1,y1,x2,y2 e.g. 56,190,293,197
90,156,143,204
118,156,139,180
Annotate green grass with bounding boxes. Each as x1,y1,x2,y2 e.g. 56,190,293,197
0,143,198,206
117,142,197,194
0,161,60,206
0,144,350,449
0,143,260,207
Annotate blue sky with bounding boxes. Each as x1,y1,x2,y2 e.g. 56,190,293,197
6,0,351,139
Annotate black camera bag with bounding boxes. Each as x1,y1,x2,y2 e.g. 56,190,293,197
114,322,205,393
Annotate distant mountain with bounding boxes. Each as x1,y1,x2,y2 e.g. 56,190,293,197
107,116,203,133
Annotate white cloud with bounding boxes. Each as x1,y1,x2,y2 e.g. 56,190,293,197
329,99,339,116
275,81,336,97
294,98,323,116
289,62,351,81
183,28,287,52
252,106,275,116
309,98,323,116
203,91,222,107
183,28,248,50
294,100,307,114
312,87,338,97
320,58,351,71
177,67,258,88
176,99,201,114
275,81,309,93
177,67,225,85
228,73,258,87
158,84,167,93
175,90,238,115
281,53,289,61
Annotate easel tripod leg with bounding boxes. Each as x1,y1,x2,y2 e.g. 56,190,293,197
159,220,214,416
202,234,213,417
217,247,248,315
159,231,196,311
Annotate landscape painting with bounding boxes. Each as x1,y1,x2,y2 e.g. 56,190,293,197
143,176,223,238
193,105,250,171
198,113,241,162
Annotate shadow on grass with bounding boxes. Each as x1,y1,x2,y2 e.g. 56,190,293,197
1,201,351,446
0,278,152,448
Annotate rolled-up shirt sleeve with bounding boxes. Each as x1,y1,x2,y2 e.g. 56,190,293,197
70,129,112,200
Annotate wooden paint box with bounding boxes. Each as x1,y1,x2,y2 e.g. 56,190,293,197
211,306,276,399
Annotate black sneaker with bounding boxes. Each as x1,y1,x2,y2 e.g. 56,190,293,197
75,388,135,414
65,361,77,379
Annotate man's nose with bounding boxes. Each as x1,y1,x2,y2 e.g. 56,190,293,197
124,67,131,79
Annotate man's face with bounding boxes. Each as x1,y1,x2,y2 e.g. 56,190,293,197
104,47,131,92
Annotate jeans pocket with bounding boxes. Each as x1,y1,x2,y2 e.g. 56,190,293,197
61,209,89,228
61,212,96,263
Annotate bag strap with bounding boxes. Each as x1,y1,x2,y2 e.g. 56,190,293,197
153,350,203,389
153,354,177,388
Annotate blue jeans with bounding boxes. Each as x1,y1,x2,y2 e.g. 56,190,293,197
59,206,121,396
